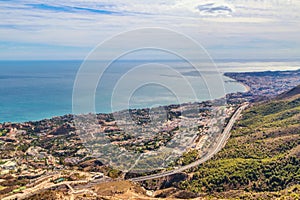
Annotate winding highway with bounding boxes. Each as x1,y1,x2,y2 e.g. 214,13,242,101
129,103,249,182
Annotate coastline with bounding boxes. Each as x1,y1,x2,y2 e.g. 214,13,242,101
222,72,251,93
0,78,247,124
0,77,255,125
242,82,251,92
8,67,300,124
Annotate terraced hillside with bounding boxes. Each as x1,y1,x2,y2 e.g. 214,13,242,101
177,88,300,199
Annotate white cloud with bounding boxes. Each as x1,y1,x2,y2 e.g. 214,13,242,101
0,0,299,60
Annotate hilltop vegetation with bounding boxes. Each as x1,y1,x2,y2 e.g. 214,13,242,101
177,91,300,198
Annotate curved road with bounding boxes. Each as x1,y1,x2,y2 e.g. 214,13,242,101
129,103,248,182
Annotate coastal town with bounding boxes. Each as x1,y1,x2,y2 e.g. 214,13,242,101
225,69,300,103
0,69,299,199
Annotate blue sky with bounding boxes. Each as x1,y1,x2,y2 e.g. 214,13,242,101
0,0,299,60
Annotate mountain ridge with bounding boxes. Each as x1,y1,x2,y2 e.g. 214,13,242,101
277,84,300,100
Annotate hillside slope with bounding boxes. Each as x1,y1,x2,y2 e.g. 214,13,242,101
277,84,300,100
177,88,300,199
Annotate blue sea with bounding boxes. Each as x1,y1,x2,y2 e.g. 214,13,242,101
0,60,247,123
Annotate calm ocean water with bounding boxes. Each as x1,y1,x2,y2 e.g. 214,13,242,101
0,60,246,123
